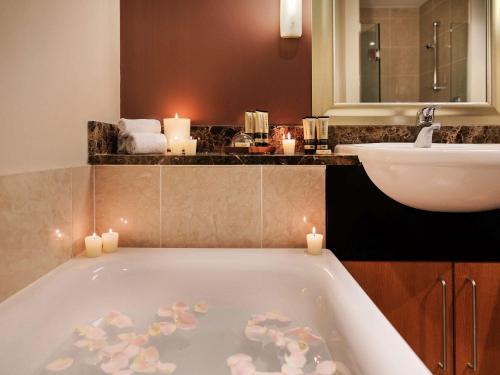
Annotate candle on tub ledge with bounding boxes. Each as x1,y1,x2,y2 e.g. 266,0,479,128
102,229,119,253
282,132,296,155
306,226,323,255
184,137,197,155
164,113,191,143
170,136,184,155
85,233,102,258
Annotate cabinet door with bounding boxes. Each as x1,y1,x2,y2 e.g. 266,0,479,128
454,263,500,375
343,262,453,375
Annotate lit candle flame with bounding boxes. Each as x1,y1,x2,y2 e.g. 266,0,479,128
312,226,316,235
287,132,291,140
93,232,97,237
175,113,179,119
109,229,113,233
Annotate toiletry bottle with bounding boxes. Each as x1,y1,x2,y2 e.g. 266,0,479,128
303,117,317,155
254,110,270,147
245,111,255,138
316,117,329,151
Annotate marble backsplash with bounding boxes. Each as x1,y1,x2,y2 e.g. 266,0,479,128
89,121,500,157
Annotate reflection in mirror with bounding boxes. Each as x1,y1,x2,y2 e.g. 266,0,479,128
334,0,489,104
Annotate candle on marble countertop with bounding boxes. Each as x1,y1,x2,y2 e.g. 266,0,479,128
170,136,184,155
102,229,119,253
306,226,323,255
184,137,197,155
164,113,191,143
282,132,296,155
85,233,102,258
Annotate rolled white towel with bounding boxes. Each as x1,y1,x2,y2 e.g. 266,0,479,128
118,132,167,154
118,118,162,134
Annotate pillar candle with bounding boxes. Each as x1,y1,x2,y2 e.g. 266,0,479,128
102,229,119,253
282,132,296,155
164,113,191,144
184,137,197,155
306,226,323,255
170,137,184,155
85,233,102,258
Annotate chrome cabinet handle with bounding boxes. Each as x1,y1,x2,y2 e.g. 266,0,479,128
438,278,447,370
467,278,478,371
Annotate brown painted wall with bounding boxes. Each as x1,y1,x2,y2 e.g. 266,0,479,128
121,0,311,125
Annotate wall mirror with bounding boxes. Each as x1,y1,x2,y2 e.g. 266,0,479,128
334,0,489,104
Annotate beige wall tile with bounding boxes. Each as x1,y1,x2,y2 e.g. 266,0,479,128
390,16,419,47
0,169,72,302
391,47,420,76
71,166,93,256
161,166,261,248
262,166,325,248
95,166,161,247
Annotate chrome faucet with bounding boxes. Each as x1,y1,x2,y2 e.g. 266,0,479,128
415,106,441,148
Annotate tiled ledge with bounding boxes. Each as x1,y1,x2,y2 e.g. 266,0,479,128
88,153,359,166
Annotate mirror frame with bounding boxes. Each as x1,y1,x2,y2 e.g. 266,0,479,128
312,0,500,125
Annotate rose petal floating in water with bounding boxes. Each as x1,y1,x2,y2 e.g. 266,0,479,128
45,357,74,372
148,323,162,337
118,333,149,346
159,322,177,336
106,311,134,328
226,354,253,367
230,360,256,375
157,306,174,318
285,327,324,345
245,325,267,342
100,352,129,374
99,341,128,360
265,311,290,323
194,302,209,314
175,311,197,330
315,361,337,375
76,325,106,340
131,346,160,373
172,301,189,312
285,351,307,369
282,363,305,375
123,344,140,359
157,361,177,374
287,340,309,355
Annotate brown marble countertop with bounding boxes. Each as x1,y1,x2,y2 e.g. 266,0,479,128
88,153,359,166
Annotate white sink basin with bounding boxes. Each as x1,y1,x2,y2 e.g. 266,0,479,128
335,143,500,212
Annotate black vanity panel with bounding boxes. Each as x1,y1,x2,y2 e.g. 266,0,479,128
326,166,500,262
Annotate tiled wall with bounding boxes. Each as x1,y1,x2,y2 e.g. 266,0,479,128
360,7,420,102
419,0,469,101
94,166,326,249
0,167,93,302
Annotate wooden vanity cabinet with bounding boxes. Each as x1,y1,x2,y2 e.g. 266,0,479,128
343,262,454,375
454,263,500,375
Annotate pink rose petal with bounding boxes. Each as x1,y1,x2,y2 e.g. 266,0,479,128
106,311,134,328
226,354,253,367
157,361,177,374
281,364,304,375
194,302,209,314
175,311,197,330
287,340,309,355
45,357,74,372
315,361,337,375
143,346,160,363
157,306,174,318
285,327,324,345
100,353,129,374
118,333,149,346
172,301,189,312
123,344,140,359
159,322,177,336
99,341,128,359
148,323,162,336
230,360,256,375
285,351,307,369
244,325,267,342
76,325,106,340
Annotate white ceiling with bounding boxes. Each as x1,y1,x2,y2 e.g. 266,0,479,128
360,0,428,7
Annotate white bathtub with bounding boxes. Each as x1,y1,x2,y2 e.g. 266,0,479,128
0,249,431,375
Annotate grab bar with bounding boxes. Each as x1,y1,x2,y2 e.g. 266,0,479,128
438,278,447,370
426,21,447,92
466,278,478,371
